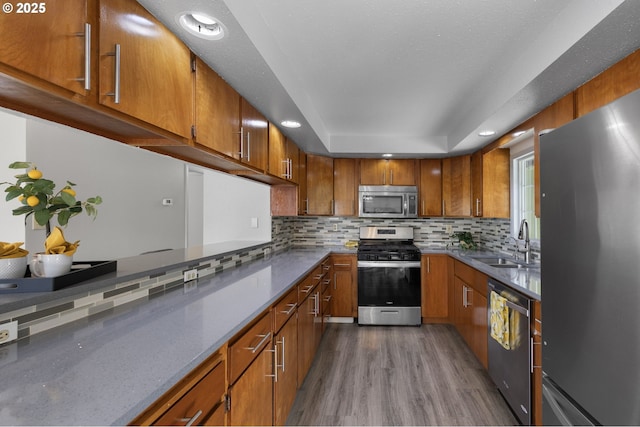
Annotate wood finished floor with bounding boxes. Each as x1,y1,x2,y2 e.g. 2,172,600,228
286,323,518,426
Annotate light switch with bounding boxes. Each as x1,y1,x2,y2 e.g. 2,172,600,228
250,217,259,228
162,198,173,206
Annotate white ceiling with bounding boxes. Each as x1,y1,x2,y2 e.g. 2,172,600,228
137,0,640,158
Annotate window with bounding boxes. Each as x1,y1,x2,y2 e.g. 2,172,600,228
512,150,540,241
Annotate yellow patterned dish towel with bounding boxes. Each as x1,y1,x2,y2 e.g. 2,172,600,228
490,290,510,350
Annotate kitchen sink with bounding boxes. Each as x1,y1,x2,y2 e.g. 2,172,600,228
471,256,538,269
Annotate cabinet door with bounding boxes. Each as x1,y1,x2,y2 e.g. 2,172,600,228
442,155,471,217
421,255,449,322
194,57,241,157
306,154,334,215
419,159,442,216
298,153,307,215
387,159,416,185
228,347,274,426
481,149,510,219
268,123,287,179
331,255,356,317
297,290,315,385
240,98,268,171
471,151,483,217
471,289,488,369
99,0,192,138
286,139,300,184
333,159,357,216
273,314,298,426
359,159,387,185
453,277,472,344
0,0,90,95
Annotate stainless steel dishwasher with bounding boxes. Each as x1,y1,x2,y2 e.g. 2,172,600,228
487,279,532,425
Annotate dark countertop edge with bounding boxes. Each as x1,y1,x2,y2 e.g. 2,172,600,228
419,247,541,301
0,240,272,314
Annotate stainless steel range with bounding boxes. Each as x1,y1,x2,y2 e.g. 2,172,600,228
357,226,422,326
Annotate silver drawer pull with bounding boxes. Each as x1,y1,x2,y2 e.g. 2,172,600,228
245,332,271,353
280,303,296,316
300,285,314,294
179,409,203,426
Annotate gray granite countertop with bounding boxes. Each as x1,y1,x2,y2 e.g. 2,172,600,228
0,246,333,426
420,247,541,300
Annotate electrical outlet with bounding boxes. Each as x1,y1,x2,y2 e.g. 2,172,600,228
183,269,198,282
333,224,338,231
0,321,18,345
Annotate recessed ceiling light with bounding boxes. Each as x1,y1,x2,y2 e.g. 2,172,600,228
281,120,301,128
382,153,393,158
513,130,526,137
177,12,226,40
478,130,496,137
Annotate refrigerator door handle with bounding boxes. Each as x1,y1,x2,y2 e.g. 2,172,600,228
542,376,596,426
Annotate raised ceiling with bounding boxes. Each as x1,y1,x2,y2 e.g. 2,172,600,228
137,0,640,158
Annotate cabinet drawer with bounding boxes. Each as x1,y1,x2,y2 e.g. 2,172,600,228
229,312,273,384
454,260,475,284
298,275,315,305
310,265,324,286
153,359,225,426
273,287,298,333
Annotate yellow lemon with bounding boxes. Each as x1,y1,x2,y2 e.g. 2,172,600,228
27,169,43,180
26,196,39,207
62,188,76,197
18,195,25,203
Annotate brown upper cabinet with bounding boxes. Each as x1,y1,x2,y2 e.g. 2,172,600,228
269,125,300,183
333,159,358,216
0,0,92,97
193,57,240,157
240,98,269,171
442,155,471,217
359,159,417,186
471,149,510,218
305,154,334,215
419,159,443,216
98,0,192,139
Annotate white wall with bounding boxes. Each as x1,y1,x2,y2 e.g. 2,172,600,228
0,109,27,243
0,108,272,260
201,168,271,244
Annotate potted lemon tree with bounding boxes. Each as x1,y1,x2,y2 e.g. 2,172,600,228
1,161,102,277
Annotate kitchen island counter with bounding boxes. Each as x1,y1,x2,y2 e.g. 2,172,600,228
0,246,335,426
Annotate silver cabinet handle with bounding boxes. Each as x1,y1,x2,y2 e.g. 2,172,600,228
276,336,286,373
476,198,481,216
390,169,394,185
305,198,309,214
324,295,332,302
333,272,337,290
442,200,446,216
180,409,203,427
280,303,296,316
245,332,271,353
246,131,251,162
106,44,121,104
421,200,425,216
238,126,244,159
75,23,91,90
300,284,314,294
267,343,278,382
427,257,431,273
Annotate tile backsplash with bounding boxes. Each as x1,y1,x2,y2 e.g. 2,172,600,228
272,215,540,260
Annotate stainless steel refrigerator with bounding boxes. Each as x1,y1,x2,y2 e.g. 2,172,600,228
540,88,640,425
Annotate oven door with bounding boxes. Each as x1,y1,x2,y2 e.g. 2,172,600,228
357,260,421,325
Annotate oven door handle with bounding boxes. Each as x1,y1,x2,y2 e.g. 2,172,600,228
357,261,421,268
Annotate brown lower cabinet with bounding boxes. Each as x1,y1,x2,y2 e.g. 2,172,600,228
273,288,299,426
227,347,274,426
330,254,357,317
421,254,449,323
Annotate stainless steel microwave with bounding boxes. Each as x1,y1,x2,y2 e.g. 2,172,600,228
358,185,418,218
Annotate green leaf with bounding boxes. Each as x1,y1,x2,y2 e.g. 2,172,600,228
9,162,31,169
87,196,103,205
85,204,96,218
57,210,71,226
12,205,33,215
34,209,52,226
5,187,23,201
60,191,76,206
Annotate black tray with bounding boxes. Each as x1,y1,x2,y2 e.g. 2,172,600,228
0,260,117,293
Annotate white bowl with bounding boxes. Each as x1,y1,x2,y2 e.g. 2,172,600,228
0,256,28,279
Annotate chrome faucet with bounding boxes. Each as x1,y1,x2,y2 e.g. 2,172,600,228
517,219,531,264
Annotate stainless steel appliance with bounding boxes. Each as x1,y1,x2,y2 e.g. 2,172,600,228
358,185,418,218
357,226,421,325
540,88,640,425
487,279,532,425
